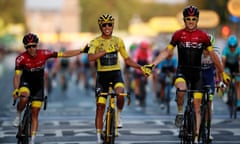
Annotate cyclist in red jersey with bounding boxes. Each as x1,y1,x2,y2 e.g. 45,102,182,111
133,41,152,107
144,6,230,143
12,33,89,144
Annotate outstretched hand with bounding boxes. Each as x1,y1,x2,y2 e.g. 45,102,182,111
140,64,155,77
222,72,231,85
12,89,19,100
145,64,155,70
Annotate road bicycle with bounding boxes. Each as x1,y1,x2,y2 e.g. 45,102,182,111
227,73,240,119
138,74,147,107
178,85,196,144
13,95,47,144
97,82,130,144
198,85,212,144
161,72,174,114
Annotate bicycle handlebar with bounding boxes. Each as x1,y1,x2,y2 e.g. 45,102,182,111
176,89,204,93
43,96,48,110
99,92,128,96
13,99,16,106
232,72,240,76
99,92,131,106
12,95,48,111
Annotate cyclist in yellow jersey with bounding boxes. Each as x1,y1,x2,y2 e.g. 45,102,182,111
88,14,150,144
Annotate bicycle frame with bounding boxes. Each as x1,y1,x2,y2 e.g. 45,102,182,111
98,83,129,144
13,95,47,144
138,75,147,107
13,96,32,144
164,73,174,114
228,73,239,119
178,88,196,144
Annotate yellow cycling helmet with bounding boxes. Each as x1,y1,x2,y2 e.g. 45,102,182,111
98,14,114,25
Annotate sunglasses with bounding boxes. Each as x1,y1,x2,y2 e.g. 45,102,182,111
184,17,198,21
25,44,37,49
101,23,113,27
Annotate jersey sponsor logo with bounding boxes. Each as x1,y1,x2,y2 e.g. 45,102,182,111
184,41,203,49
100,51,118,66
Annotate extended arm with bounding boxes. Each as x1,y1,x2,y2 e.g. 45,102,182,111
13,70,21,90
209,51,224,73
12,70,21,99
59,49,82,58
124,57,142,70
209,51,230,84
152,48,171,66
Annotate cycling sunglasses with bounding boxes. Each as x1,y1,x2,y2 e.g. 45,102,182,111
184,17,198,21
101,23,113,27
25,44,37,49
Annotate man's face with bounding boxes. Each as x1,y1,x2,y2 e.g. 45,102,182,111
25,44,37,57
100,22,114,38
230,46,237,52
184,16,198,31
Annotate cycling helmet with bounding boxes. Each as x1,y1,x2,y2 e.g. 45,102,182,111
208,33,215,46
227,35,238,48
183,5,199,17
129,43,137,51
22,33,39,46
98,14,114,25
140,41,150,49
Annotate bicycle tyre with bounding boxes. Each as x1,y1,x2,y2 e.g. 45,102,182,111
16,125,22,144
104,109,116,144
185,106,196,144
104,110,111,143
179,128,185,144
206,104,211,143
109,109,116,144
232,87,237,119
139,77,147,107
165,84,171,114
228,84,237,119
23,108,31,144
199,104,211,144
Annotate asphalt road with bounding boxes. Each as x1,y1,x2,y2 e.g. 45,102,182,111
0,54,240,144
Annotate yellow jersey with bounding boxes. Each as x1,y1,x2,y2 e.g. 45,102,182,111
88,36,129,72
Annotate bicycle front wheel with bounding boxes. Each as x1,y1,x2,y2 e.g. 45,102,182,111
228,85,237,119
104,109,116,144
23,109,31,144
199,104,211,144
109,109,116,144
185,108,196,144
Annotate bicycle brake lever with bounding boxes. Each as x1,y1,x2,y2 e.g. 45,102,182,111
43,96,48,110
13,100,16,106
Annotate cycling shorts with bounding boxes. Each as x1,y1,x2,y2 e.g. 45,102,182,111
202,67,215,95
95,70,124,103
174,67,202,92
225,62,240,81
19,81,44,101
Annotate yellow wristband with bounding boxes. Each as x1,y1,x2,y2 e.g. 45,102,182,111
57,52,63,57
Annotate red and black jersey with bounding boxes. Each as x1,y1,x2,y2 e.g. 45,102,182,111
170,28,211,69
15,49,57,88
